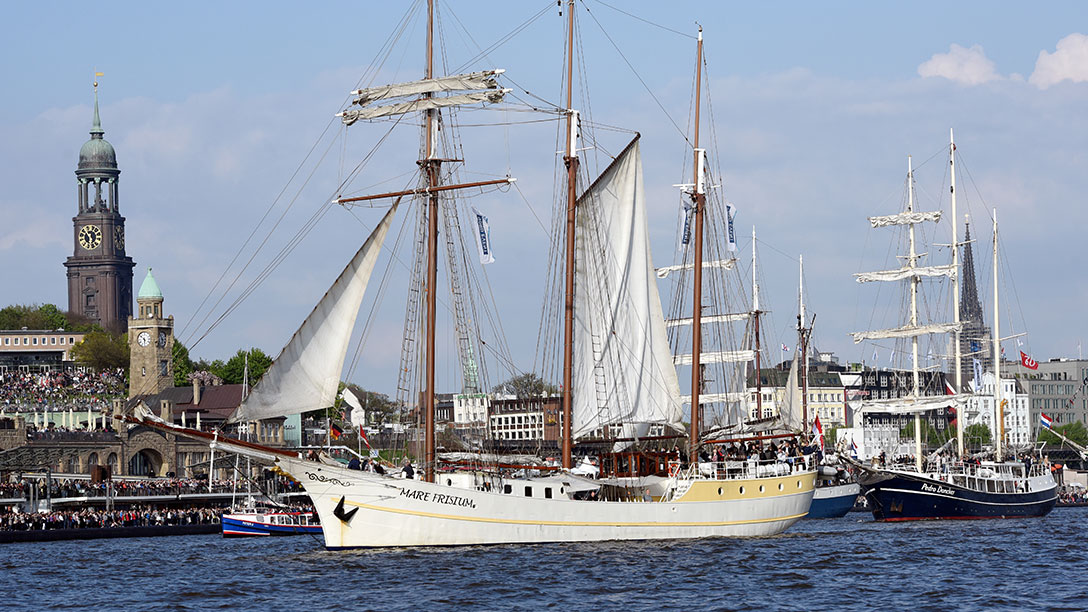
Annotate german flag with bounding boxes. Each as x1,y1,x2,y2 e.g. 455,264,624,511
330,423,343,440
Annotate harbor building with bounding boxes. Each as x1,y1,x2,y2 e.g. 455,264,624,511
966,372,1032,447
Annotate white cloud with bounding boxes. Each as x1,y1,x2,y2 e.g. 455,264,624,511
918,44,1001,85
1029,33,1088,89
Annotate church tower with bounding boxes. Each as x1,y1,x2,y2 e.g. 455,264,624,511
63,82,135,332
128,268,175,398
958,215,992,389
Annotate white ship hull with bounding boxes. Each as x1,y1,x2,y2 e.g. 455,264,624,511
277,456,815,548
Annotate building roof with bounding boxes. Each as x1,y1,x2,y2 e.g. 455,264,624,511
135,384,247,421
138,267,163,299
78,89,117,172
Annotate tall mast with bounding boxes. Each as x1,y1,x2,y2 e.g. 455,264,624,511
689,26,705,460
907,156,923,472
753,226,762,420
951,129,964,457
423,0,439,482
560,0,579,469
992,209,1003,461
798,255,808,431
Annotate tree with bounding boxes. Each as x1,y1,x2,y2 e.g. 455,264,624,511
0,303,97,332
215,348,273,385
964,423,992,446
70,331,129,370
173,340,194,387
493,372,556,398
900,418,956,448
1039,421,1088,447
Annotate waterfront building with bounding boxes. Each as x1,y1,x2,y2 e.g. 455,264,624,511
746,361,848,427
966,372,1031,447
0,331,87,368
843,366,953,460
1007,357,1088,439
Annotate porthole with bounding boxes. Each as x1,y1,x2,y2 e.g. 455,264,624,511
739,486,745,495
796,480,802,488
759,485,765,493
717,487,723,496
778,483,784,491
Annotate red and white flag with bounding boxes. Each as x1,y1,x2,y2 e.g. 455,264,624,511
359,426,372,450
1020,350,1039,370
811,416,824,451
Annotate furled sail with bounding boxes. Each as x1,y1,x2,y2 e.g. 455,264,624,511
854,264,957,283
227,203,399,424
673,350,755,366
868,210,941,227
665,312,749,328
850,394,965,415
655,259,736,279
340,91,508,124
679,392,746,405
572,137,683,439
778,352,803,431
851,322,962,343
350,70,504,106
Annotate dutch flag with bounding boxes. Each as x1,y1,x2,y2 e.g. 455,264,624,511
1040,413,1053,430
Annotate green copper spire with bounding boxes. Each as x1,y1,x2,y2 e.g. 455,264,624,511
138,267,163,299
90,84,104,138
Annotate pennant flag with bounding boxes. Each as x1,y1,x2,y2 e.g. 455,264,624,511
944,378,956,395
725,203,738,252
972,358,984,392
872,348,878,363
781,343,790,352
1016,338,1024,347
471,207,495,264
680,204,693,248
1020,350,1039,370
812,415,825,451
1040,412,1053,430
330,423,343,440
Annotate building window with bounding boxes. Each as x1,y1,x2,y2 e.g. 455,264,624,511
160,360,168,376
32,338,37,345
51,337,56,345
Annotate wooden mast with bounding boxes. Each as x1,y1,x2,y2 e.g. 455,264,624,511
423,0,439,483
689,26,705,461
992,209,1003,462
561,0,578,469
950,128,965,458
798,255,808,432
907,156,923,472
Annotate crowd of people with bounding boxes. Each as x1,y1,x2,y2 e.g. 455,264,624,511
3,476,305,500
1058,485,1088,505
0,505,221,531
0,369,125,412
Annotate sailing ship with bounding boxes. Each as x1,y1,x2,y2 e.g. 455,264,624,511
845,131,1057,521
131,1,815,547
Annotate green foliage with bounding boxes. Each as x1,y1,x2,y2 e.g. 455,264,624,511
0,303,97,332
1039,421,1088,447
493,372,556,398
173,341,194,387
70,331,130,370
210,348,273,385
964,423,992,445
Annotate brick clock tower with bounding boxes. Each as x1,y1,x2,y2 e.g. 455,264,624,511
128,268,174,398
64,83,135,332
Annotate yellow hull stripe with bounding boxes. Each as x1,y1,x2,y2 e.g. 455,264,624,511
340,498,810,527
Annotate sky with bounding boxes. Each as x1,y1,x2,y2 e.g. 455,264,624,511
3,1,1087,398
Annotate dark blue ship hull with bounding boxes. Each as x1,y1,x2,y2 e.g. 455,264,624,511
859,470,1057,521
807,483,861,519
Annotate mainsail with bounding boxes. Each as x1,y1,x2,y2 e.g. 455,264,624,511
227,203,399,424
571,137,683,439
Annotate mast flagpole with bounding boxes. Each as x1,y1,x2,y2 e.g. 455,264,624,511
993,209,1003,462
799,255,808,432
689,26,705,461
908,156,923,472
951,129,964,457
561,0,578,470
753,226,762,421
423,0,439,483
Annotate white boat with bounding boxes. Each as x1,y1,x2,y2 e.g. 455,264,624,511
133,1,814,547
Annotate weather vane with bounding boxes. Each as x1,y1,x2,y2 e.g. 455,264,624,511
94,69,104,90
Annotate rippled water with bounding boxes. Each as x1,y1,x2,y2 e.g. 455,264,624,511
5,508,1086,611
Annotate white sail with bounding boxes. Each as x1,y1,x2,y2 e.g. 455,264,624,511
854,264,957,283
350,70,504,105
679,392,746,405
665,312,749,327
850,394,965,415
655,259,736,278
227,203,399,424
778,352,803,431
572,138,683,439
868,210,942,227
340,91,508,124
851,322,962,343
673,350,755,366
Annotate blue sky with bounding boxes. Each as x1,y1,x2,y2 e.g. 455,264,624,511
3,1,1087,396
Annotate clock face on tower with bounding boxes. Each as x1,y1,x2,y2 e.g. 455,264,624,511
78,224,103,250
114,226,125,250
137,331,151,347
